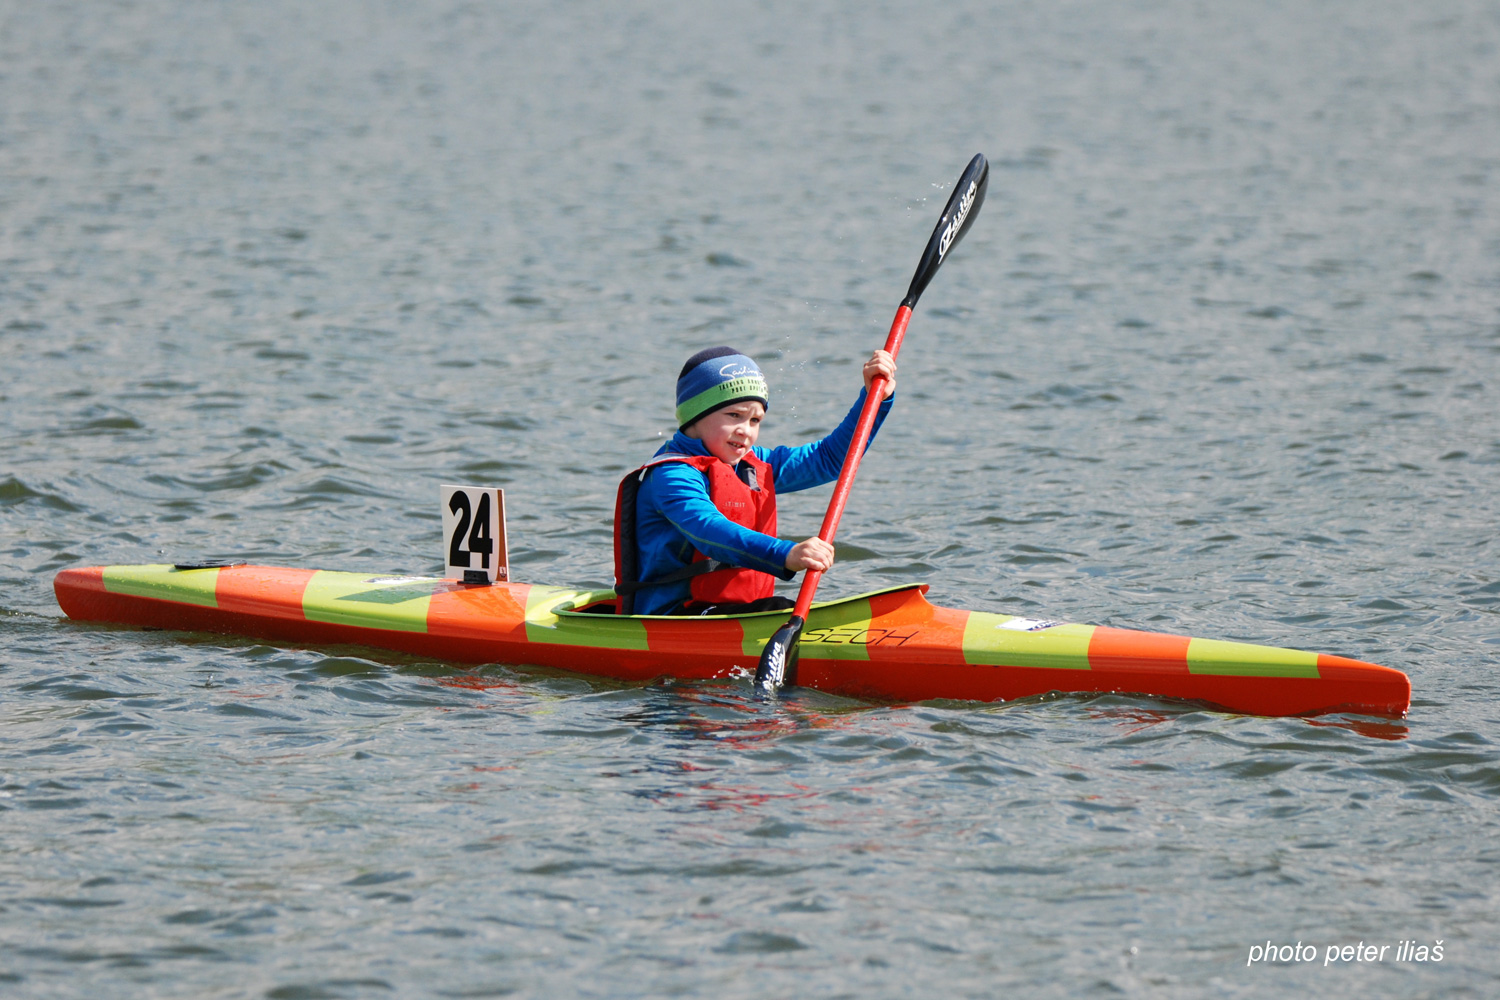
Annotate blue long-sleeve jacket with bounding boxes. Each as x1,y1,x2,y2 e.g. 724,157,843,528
629,388,894,614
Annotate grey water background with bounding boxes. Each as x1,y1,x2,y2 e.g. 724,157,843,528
2,0,1498,995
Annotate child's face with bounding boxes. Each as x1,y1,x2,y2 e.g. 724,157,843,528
685,401,764,465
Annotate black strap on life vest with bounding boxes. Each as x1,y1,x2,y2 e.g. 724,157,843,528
613,559,723,596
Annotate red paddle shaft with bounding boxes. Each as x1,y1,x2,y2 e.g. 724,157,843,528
756,154,987,692
787,303,913,619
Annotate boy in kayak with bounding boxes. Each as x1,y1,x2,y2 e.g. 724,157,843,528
614,346,896,615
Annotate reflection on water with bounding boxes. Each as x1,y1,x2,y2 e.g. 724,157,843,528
1304,716,1411,742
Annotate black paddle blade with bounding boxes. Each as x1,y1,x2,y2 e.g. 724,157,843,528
903,153,989,309
754,615,804,693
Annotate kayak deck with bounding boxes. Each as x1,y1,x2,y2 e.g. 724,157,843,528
53,564,1411,718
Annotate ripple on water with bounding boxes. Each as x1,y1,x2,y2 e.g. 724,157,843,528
1,476,83,512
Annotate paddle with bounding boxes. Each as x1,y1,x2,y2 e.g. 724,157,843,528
754,153,989,693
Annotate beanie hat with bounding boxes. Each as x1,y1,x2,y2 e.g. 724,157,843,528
674,346,770,429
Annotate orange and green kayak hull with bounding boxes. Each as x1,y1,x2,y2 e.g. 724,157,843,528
53,564,1410,718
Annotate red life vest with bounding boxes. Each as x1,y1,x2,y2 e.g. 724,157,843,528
613,452,778,614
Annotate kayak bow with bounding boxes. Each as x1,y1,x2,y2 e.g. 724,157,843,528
54,564,1410,717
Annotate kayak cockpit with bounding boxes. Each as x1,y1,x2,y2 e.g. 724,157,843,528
552,583,934,619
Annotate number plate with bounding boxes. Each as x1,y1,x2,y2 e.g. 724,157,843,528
440,485,509,584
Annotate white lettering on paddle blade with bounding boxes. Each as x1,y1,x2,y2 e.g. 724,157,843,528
937,180,978,261
761,644,786,688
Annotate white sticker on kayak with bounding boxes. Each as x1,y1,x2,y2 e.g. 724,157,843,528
998,617,1063,632
363,576,441,585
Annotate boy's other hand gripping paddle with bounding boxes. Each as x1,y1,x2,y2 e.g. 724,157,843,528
755,154,989,694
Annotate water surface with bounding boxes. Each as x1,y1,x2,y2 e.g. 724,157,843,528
3,1,1498,996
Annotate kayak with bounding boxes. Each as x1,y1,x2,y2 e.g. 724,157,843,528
53,564,1410,718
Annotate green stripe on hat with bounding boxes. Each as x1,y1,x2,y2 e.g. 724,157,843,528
675,374,769,428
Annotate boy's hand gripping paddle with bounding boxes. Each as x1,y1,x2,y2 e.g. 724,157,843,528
755,153,989,694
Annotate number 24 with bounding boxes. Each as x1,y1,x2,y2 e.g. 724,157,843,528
448,491,493,569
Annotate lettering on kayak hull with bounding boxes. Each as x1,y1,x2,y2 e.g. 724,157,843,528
802,626,919,646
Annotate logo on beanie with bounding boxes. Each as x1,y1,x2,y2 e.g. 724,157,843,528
719,361,759,379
